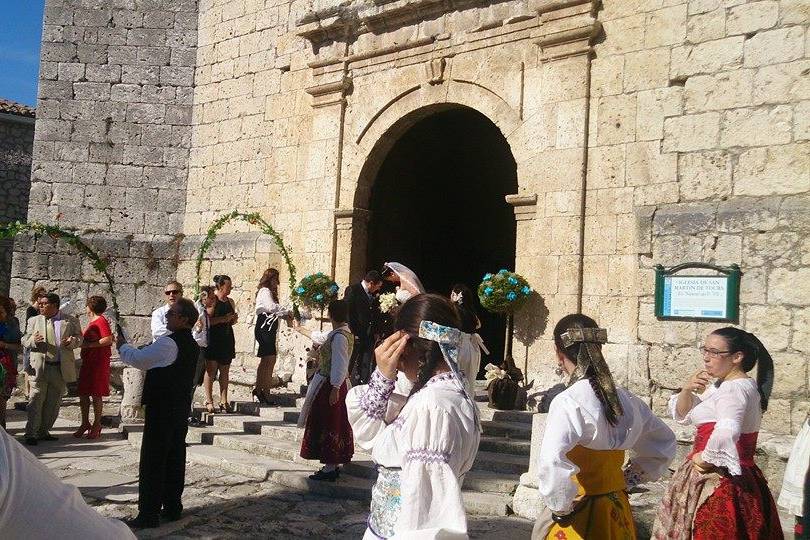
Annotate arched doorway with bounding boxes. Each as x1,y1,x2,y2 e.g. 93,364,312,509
366,106,518,373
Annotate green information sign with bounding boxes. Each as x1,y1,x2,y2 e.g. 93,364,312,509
654,263,741,322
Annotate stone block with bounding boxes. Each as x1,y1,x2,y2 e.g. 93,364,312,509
744,26,805,68
653,203,716,235
586,144,625,188
590,54,623,97
770,351,807,397
740,266,767,304
623,47,671,92
670,36,744,78
753,60,810,105
678,151,732,201
734,143,809,196
742,232,800,268
778,194,810,231
662,112,720,152
793,307,810,354
626,141,677,186
684,70,753,112
721,105,793,148
599,14,646,56
73,162,108,185
726,2,778,35
644,5,687,48
686,8,725,43
57,62,85,82
73,82,111,101
768,268,810,306
596,94,637,145
635,87,682,141
744,304,792,350
126,103,166,124
127,28,167,47
121,65,160,85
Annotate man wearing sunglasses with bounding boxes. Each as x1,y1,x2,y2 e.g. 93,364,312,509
117,297,200,529
151,281,184,342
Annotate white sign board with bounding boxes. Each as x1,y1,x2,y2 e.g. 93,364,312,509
661,276,728,319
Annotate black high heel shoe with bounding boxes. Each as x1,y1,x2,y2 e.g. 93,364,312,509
309,467,340,482
251,388,262,403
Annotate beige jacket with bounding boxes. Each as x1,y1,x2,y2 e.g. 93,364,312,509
22,313,83,383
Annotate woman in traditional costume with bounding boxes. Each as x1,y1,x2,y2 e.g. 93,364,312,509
347,293,481,539
533,314,676,539
296,299,355,481
652,327,783,539
779,410,810,539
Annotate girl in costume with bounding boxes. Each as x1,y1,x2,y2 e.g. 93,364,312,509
296,299,355,481
652,327,783,539
533,314,676,539
347,293,481,539
778,410,810,539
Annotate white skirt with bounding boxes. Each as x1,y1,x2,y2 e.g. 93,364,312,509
778,418,810,516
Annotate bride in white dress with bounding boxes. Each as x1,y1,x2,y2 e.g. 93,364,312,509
346,293,481,539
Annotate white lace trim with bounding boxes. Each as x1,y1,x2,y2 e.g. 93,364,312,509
702,447,742,476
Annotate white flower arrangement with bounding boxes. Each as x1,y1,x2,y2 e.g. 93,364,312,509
378,292,398,314
484,363,508,383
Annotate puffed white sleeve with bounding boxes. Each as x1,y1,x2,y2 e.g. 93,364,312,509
255,288,289,317
623,397,677,489
536,394,585,515
702,385,747,476
346,369,396,451
395,406,468,538
667,391,702,424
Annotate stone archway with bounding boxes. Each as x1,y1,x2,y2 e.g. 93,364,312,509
362,105,518,372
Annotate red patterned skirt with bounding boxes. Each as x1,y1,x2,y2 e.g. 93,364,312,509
300,380,354,464
652,423,783,539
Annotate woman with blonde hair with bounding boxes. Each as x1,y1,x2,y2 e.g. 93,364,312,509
253,268,292,403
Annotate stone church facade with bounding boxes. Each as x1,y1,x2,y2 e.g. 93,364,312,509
11,0,809,446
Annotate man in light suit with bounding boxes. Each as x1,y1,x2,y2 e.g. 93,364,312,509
22,292,82,445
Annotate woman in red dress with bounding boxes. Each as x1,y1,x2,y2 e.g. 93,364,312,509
652,327,783,539
74,296,114,439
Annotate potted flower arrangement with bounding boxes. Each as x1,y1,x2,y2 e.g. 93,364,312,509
478,269,532,410
292,272,340,330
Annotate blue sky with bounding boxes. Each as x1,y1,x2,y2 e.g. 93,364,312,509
0,0,45,106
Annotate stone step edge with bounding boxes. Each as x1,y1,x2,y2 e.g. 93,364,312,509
124,430,512,516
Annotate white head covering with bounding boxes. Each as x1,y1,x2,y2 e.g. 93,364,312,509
384,262,425,296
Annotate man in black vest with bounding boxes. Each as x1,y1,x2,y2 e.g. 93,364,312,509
344,270,383,384
116,297,200,529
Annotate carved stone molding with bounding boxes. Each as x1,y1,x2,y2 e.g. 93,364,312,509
425,57,447,85
505,193,538,221
334,207,371,230
305,76,353,108
534,0,601,61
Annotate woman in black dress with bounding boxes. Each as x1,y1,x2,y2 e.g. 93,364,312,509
253,268,291,403
203,275,237,413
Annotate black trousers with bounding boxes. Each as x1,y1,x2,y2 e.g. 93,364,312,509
138,402,189,518
349,340,375,385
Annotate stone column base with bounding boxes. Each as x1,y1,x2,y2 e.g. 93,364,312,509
513,474,542,520
120,366,145,423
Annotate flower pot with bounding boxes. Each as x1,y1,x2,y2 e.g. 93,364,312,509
488,376,520,410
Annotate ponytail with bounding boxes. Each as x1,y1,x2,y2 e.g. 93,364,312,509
711,327,774,412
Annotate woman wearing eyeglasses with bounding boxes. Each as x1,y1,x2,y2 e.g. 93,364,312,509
652,328,783,539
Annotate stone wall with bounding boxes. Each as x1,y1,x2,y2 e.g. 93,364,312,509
0,115,34,295
10,0,199,339
584,0,809,434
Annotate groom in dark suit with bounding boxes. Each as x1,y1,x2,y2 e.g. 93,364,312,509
344,270,383,384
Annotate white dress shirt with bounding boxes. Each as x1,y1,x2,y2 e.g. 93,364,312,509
118,337,178,371
150,304,170,342
0,429,135,539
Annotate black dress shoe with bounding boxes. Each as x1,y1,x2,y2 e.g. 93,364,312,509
24,438,38,446
38,434,58,441
124,515,159,529
160,508,182,522
309,468,340,482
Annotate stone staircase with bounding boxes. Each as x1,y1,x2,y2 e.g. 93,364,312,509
123,383,532,517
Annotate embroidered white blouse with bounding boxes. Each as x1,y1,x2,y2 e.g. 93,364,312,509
537,380,676,515
347,369,481,539
668,377,761,476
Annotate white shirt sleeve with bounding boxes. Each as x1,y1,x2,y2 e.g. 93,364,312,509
702,384,747,475
330,333,350,387
536,394,586,515
396,405,468,537
0,429,136,539
118,337,178,371
150,306,169,341
623,396,677,488
255,288,289,317
346,369,396,451
667,390,702,424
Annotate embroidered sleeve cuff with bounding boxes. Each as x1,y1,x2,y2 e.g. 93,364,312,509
404,448,450,464
359,369,396,420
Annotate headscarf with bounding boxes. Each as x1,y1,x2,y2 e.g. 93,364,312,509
560,327,624,424
418,320,481,431
384,262,426,297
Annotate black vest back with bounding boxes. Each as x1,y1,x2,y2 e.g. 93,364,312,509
142,329,199,408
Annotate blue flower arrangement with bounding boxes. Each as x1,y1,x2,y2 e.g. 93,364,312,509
292,272,340,310
478,269,532,314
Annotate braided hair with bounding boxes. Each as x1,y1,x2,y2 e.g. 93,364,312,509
553,313,622,426
393,294,461,397
711,327,774,412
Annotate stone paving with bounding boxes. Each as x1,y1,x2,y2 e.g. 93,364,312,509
3,405,534,539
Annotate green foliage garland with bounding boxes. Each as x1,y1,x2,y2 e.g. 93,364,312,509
292,273,339,311
478,269,532,314
194,211,297,301
0,221,119,316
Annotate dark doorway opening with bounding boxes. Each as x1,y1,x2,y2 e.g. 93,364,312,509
367,106,518,375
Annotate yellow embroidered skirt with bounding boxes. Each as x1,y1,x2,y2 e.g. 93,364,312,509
536,446,636,540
